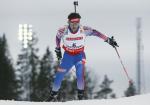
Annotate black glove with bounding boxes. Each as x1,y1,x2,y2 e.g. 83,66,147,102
106,36,119,47
55,47,62,60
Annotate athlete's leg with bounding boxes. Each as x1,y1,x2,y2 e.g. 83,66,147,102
75,52,86,90
47,52,74,101
52,52,74,91
75,59,85,90
75,52,86,100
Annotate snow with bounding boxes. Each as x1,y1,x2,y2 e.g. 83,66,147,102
0,93,150,105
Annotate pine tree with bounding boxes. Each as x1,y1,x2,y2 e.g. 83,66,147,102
16,46,30,100
124,81,136,97
35,47,54,101
0,34,18,100
29,39,40,101
16,34,40,101
94,75,115,99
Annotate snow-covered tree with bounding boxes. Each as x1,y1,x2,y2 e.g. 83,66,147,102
124,81,136,97
94,75,115,99
16,34,40,101
79,67,98,100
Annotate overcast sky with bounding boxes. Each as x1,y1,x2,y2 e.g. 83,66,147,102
0,0,150,97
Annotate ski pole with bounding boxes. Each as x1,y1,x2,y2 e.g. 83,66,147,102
114,47,132,84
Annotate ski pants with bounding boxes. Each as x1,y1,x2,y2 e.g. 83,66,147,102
52,51,86,92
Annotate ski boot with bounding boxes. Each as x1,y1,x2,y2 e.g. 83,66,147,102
77,89,84,100
46,91,58,102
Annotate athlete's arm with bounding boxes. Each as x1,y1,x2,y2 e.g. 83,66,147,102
56,26,66,48
83,26,108,41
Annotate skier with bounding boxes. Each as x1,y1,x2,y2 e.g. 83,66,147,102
47,12,118,101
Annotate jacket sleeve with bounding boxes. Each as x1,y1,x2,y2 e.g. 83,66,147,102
83,26,108,41
56,26,66,48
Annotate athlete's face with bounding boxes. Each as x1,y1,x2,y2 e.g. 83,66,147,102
68,21,80,33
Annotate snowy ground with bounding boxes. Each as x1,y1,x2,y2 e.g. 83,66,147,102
0,93,150,105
